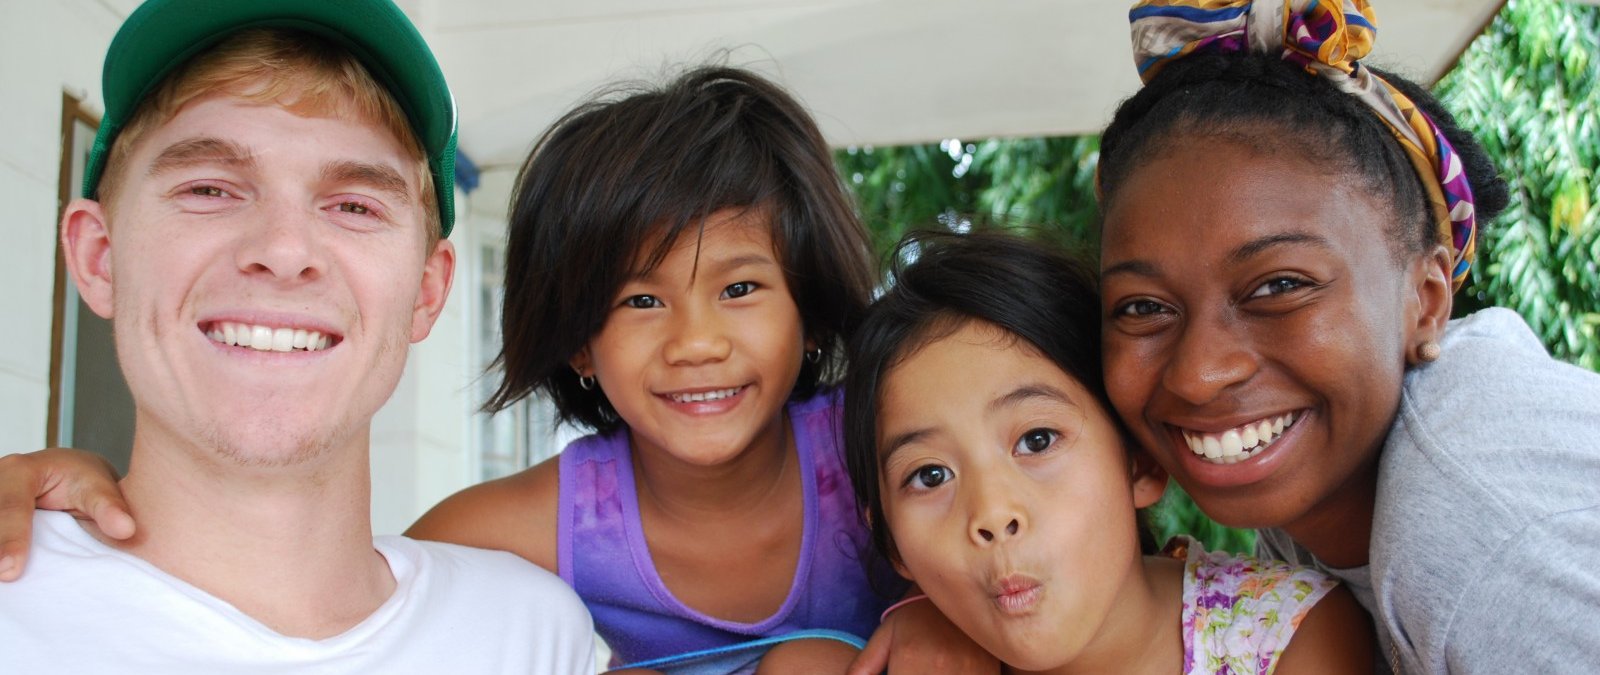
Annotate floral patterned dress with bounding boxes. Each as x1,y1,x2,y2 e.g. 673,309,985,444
1171,536,1340,675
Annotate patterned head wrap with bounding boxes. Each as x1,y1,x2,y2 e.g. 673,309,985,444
1125,0,1478,289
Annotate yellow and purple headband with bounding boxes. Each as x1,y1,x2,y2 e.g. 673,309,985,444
1127,0,1478,289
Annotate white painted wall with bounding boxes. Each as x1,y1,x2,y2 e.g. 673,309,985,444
0,0,125,450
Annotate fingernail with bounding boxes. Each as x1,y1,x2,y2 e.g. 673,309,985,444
0,556,15,578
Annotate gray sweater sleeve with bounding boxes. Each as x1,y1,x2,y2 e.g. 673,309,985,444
1371,308,1600,674
1443,506,1600,671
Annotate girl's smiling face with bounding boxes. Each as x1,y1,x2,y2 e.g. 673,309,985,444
1098,137,1450,543
876,319,1164,670
571,208,807,467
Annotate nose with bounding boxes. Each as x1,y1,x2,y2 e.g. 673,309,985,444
662,300,732,366
1158,309,1258,406
235,199,325,283
967,477,1027,547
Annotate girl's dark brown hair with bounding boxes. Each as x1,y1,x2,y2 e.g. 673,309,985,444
485,66,875,432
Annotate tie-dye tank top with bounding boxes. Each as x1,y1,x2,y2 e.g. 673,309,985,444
556,388,905,666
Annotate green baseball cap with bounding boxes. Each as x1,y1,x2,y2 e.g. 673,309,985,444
84,0,458,236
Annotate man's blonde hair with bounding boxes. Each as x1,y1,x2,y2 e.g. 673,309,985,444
98,28,441,243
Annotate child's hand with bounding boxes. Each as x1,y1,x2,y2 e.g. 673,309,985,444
0,449,133,581
847,598,999,675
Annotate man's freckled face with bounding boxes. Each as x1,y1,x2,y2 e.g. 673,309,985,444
99,96,438,465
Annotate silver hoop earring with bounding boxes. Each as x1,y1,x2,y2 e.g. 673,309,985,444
578,375,597,391
805,348,823,364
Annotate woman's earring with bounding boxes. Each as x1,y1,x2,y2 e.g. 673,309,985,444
805,347,823,364
1418,341,1442,363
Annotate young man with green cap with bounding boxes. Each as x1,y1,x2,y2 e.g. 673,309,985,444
0,1,593,671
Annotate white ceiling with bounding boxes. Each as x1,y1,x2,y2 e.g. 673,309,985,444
404,0,1508,170
96,0,1511,170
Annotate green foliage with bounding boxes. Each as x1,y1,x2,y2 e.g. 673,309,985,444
834,0,1600,555
1438,0,1600,371
835,136,1101,255
1149,484,1258,555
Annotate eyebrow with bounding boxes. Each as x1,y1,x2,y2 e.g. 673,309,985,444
147,137,257,176
1101,232,1334,280
1226,232,1331,265
319,160,413,205
877,382,1079,468
628,251,778,284
708,253,778,275
878,427,934,469
1100,258,1159,280
990,383,1078,414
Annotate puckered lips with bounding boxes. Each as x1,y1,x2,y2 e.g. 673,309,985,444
200,319,343,354
991,573,1044,616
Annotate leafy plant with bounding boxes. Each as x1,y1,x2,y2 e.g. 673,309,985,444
1438,0,1600,371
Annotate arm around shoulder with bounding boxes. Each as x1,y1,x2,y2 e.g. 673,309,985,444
405,454,560,573
1441,506,1600,672
1273,584,1374,675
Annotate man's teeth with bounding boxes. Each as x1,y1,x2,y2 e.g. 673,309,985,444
1181,412,1298,465
207,322,332,353
669,387,742,403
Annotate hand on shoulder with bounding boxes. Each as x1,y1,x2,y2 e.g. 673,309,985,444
406,455,560,572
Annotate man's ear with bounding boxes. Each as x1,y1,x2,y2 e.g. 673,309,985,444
409,239,456,343
1404,245,1453,366
1130,451,1169,510
61,198,115,320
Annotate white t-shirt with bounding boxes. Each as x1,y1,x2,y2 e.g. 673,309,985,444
0,511,595,674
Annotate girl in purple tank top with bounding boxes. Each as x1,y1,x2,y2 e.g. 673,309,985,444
405,67,979,673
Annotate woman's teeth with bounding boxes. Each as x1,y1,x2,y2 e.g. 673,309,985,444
669,387,742,403
207,322,332,353
1181,412,1299,465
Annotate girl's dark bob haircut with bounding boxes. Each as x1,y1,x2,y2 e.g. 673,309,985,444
842,230,1154,565
486,65,876,431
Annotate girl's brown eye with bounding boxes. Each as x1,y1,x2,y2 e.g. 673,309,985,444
624,295,661,309
191,186,225,197
338,202,370,215
1015,428,1058,455
721,281,758,299
907,465,952,489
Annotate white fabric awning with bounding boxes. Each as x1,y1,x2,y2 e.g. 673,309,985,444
404,0,1506,168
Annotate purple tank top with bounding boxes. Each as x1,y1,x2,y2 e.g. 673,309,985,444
556,388,905,666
